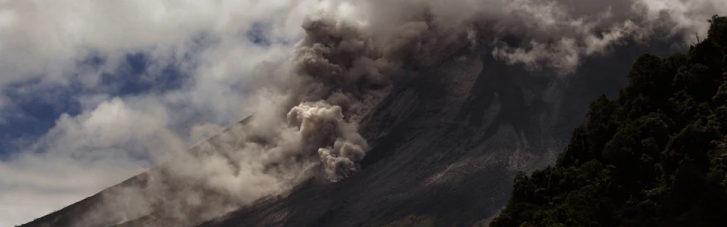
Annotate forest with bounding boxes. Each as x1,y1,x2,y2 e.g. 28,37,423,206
491,15,727,227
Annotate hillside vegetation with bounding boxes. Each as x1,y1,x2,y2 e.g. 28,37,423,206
491,15,727,227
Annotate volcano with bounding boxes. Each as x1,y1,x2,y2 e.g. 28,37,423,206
18,34,681,227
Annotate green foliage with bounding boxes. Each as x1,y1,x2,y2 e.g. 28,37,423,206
491,15,727,227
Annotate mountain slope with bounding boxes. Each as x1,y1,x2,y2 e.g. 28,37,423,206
193,41,676,226
19,30,680,227
490,15,727,227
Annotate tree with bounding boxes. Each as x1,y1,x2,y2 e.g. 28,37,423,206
491,15,727,227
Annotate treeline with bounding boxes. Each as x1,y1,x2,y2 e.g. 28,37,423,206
491,15,727,227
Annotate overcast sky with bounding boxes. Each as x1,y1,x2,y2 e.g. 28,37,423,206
1,0,726,226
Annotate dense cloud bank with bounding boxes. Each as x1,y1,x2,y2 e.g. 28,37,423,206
2,0,725,226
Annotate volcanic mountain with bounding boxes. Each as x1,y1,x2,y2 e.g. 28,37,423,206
17,30,682,227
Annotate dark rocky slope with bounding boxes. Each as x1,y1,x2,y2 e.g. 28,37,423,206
194,41,675,227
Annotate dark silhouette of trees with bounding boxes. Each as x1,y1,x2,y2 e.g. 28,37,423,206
491,15,727,227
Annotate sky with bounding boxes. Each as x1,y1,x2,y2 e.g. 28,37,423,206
0,1,320,225
0,0,726,226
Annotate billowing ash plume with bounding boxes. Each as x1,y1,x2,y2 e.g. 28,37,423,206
287,101,368,181
340,0,725,75
63,0,725,226
71,5,433,226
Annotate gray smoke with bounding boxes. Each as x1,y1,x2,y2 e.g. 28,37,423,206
342,0,725,75
287,101,368,181
57,0,726,226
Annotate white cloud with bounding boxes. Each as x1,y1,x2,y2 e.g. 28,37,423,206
0,98,185,226
0,0,313,83
0,1,324,225
0,0,318,121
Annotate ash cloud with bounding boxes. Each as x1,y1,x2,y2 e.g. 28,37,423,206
63,5,432,226
483,0,726,74
287,101,368,181
333,0,725,74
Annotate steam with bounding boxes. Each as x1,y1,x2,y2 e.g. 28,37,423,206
7,0,726,226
